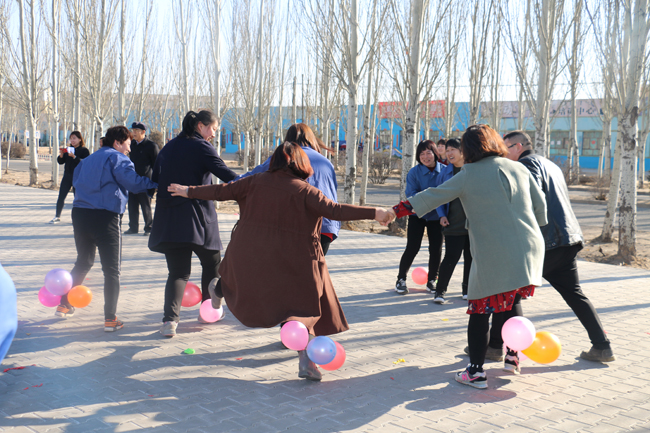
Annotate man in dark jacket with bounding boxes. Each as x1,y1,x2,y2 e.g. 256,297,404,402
125,122,159,236
501,130,614,362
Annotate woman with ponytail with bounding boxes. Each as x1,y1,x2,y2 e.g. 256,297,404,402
167,142,394,381
149,110,237,337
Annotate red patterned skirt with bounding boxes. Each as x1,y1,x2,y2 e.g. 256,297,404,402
467,285,535,315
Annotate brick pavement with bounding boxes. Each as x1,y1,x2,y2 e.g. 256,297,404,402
1,183,650,433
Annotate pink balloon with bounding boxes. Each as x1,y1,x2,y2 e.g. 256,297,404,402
38,285,61,307
44,268,73,296
501,316,536,351
412,267,428,285
182,282,202,307
280,321,309,351
320,341,346,371
199,300,223,323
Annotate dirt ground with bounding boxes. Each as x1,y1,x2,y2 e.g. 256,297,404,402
3,167,649,270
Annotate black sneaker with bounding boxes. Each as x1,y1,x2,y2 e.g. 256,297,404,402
433,292,446,304
425,280,437,293
455,366,487,389
395,278,408,295
504,351,521,374
124,229,138,235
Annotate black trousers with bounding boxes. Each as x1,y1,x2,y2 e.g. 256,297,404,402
469,294,523,367
159,243,222,323
397,215,443,282
320,234,332,256
55,175,74,218
436,234,471,295
489,244,610,350
62,207,122,321
128,192,153,233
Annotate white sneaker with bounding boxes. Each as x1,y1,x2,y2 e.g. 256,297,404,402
462,294,468,300
49,217,61,224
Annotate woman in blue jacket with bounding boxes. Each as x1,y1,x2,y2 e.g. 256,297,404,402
55,126,157,332
395,140,445,295
236,123,339,255
149,110,237,337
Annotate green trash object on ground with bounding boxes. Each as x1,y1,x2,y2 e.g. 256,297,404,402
183,348,195,355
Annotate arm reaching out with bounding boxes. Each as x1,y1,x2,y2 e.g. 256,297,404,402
168,184,189,198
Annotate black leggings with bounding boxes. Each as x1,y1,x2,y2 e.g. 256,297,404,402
397,215,443,281
159,243,221,323
436,234,471,295
468,294,523,367
55,175,74,218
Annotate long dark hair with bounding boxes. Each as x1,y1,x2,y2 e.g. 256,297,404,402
180,110,218,138
461,124,508,163
269,142,314,179
70,131,86,148
284,123,332,154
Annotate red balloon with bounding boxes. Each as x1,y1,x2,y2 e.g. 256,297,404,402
412,267,428,285
182,282,202,307
320,341,346,371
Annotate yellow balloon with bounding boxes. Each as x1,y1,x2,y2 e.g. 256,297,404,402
68,285,93,308
521,331,562,364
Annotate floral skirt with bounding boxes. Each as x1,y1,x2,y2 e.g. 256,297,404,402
466,285,535,315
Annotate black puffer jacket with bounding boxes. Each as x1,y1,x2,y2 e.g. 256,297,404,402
518,150,583,251
129,137,159,179
57,146,90,177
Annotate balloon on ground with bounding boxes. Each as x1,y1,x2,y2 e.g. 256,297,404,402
320,341,346,371
501,316,536,351
199,300,223,323
522,331,562,364
306,336,337,365
280,321,309,351
38,286,61,307
44,269,73,296
411,267,428,285
67,285,92,308
182,282,202,307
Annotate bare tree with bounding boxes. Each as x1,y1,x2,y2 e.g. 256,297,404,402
173,0,193,114
467,0,495,126
503,0,573,156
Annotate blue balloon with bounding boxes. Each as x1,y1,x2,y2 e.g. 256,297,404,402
306,336,337,365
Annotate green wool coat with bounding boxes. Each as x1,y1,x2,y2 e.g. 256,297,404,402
408,156,548,301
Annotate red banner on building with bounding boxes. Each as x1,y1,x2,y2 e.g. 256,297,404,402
378,101,445,119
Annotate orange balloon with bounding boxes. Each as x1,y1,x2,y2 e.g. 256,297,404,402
68,285,93,308
522,331,561,364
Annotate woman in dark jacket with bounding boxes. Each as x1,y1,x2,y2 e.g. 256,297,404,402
168,142,392,381
149,110,237,337
49,131,90,223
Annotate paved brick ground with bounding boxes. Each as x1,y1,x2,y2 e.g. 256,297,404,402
1,183,650,433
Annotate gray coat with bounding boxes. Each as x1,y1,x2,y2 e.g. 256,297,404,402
408,156,548,300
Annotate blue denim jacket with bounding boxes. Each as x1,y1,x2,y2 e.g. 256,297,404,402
73,146,157,214
405,162,444,221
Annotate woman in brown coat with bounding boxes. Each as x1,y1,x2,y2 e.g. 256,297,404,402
168,142,393,381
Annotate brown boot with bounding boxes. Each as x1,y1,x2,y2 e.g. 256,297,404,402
298,350,322,381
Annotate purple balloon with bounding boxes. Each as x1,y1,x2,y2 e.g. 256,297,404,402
44,268,73,296
38,285,61,307
306,336,337,365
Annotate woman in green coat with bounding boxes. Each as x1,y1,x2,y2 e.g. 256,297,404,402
391,125,547,389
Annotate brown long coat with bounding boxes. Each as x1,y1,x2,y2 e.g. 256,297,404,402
187,168,376,335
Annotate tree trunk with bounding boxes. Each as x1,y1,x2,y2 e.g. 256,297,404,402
602,133,622,241
618,107,639,260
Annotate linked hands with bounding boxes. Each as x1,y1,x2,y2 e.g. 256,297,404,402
375,208,396,226
168,183,189,198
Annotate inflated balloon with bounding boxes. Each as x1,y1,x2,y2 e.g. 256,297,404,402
67,285,92,308
522,331,562,364
44,268,73,296
411,267,428,285
320,341,346,371
199,300,223,323
38,286,61,307
501,316,536,351
280,321,309,351
182,282,202,307
306,336,337,365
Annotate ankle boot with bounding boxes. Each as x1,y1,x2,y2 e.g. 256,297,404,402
298,350,322,381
